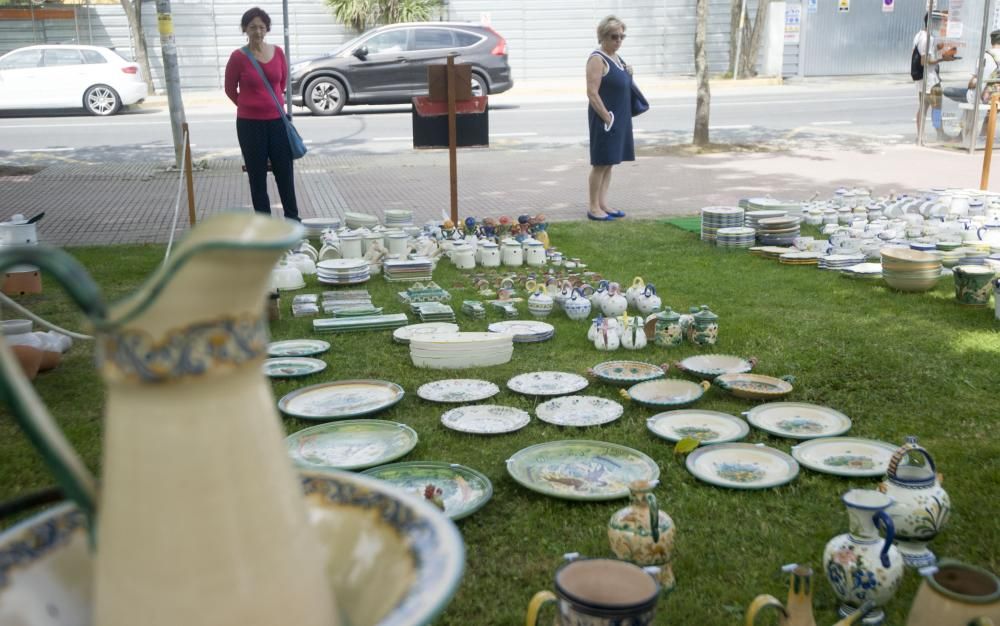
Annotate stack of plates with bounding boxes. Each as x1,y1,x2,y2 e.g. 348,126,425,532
322,289,373,313
317,259,370,285
880,248,943,292
383,209,414,228
487,320,555,343
841,262,883,279
959,248,989,266
778,251,821,265
392,322,460,345
412,302,456,323
819,253,866,270
744,209,787,229
756,216,801,246
700,206,744,243
745,197,802,217
715,226,756,248
344,211,380,229
313,313,409,333
301,216,341,238
461,300,485,319
750,246,795,259
410,332,514,369
384,257,434,282
937,248,967,268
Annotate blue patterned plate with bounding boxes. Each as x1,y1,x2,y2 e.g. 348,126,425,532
363,461,493,520
286,420,418,471
686,443,799,490
791,437,898,477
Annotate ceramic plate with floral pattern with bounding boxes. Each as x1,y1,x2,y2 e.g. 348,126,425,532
713,373,794,400
440,405,530,435
791,437,899,477
262,357,328,379
686,443,799,490
535,395,624,427
675,354,755,380
588,360,666,386
286,419,418,470
743,402,852,440
625,379,710,409
278,379,405,421
417,379,501,403
362,461,493,520
507,371,589,397
267,339,331,357
506,440,660,501
646,410,750,444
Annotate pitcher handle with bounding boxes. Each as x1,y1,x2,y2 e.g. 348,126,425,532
646,491,660,544
744,594,787,626
525,591,557,626
0,246,104,526
874,510,895,568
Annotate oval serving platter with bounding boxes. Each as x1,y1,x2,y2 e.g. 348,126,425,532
675,354,755,380
791,437,899,478
267,338,331,357
589,360,666,386
417,379,501,403
535,395,624,427
507,371,589,397
440,405,531,435
506,440,660,501
646,410,750,444
262,357,327,379
743,402,852,440
285,419,418,471
362,461,493,520
626,379,710,409
278,379,405,421
714,373,794,400
686,443,799,490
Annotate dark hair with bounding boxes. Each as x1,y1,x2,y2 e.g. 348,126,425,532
241,7,270,32
992,30,1000,46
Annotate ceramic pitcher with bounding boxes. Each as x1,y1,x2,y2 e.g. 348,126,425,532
607,480,676,591
526,554,662,626
746,565,877,626
0,213,338,626
905,560,1000,626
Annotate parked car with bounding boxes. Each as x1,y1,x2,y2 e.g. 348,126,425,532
0,44,147,116
290,22,512,116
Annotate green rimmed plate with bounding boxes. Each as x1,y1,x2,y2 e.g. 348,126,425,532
286,420,418,471
362,461,493,520
743,402,852,440
714,373,794,400
278,379,405,421
262,357,328,379
686,443,799,490
506,440,660,501
588,360,666,386
791,437,899,477
267,338,331,357
675,354,755,380
646,410,750,444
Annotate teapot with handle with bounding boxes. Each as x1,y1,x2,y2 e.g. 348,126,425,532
0,213,338,626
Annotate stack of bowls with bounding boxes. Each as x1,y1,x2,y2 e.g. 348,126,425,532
409,332,514,369
756,216,801,246
700,206,744,243
384,209,414,228
344,211,380,230
301,217,342,239
880,248,943,292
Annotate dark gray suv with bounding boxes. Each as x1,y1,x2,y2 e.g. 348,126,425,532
289,22,512,116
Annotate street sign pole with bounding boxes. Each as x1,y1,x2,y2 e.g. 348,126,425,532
283,0,292,118
155,0,187,168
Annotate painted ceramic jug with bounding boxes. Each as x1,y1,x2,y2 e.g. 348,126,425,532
0,214,338,626
528,289,555,319
635,284,662,316
526,554,662,626
601,283,628,317
688,305,719,346
625,276,646,307
607,480,676,591
823,489,904,626
905,560,1000,626
644,307,683,348
878,437,951,568
593,319,620,351
620,314,648,350
746,564,877,626
563,288,593,321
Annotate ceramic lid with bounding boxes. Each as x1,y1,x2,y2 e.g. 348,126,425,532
692,305,717,322
654,306,680,322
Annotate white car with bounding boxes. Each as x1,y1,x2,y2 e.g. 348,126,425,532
0,44,148,116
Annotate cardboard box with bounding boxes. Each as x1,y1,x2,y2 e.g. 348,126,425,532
2,270,42,296
427,63,472,102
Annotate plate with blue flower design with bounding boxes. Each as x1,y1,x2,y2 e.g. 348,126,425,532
742,402,851,440
267,339,331,357
686,443,799,489
791,437,899,477
646,410,749,444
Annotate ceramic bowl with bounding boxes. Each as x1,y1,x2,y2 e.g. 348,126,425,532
624,379,710,409
270,263,305,291
0,470,464,626
713,373,794,400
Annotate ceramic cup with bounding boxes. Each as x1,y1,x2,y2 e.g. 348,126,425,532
525,556,661,626
953,266,995,307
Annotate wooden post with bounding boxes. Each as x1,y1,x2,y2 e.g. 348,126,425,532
446,55,458,226
182,122,196,225
981,94,999,190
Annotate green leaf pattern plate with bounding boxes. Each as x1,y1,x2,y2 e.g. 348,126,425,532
278,379,405,421
362,461,493,520
686,443,799,490
589,361,666,386
285,420,418,470
791,437,899,477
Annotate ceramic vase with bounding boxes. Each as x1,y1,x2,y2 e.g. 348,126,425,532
878,437,951,569
905,560,1000,626
608,480,676,591
823,490,904,625
563,288,592,321
528,290,554,319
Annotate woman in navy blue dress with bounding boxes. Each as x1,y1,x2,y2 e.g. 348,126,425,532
586,15,634,221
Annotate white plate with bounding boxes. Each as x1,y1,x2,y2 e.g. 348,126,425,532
743,402,852,440
507,371,589,397
440,405,531,434
791,437,899,477
267,339,331,357
535,395,624,427
646,410,750,444
487,320,555,341
675,354,754,380
392,322,461,344
686,443,799,490
417,379,501,403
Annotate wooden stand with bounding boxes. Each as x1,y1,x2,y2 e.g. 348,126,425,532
182,121,196,225
981,94,1000,190
446,56,459,226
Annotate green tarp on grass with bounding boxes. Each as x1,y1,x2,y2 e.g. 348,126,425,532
659,216,701,234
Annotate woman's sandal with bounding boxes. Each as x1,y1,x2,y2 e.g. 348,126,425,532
587,213,615,221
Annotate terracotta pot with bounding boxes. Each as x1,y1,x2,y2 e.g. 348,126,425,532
38,350,62,372
11,345,42,380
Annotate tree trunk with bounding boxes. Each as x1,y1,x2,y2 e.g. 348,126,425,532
694,0,711,147
739,0,773,78
120,0,155,94
728,0,742,76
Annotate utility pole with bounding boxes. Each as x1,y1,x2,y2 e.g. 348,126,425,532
155,0,187,168
283,0,292,117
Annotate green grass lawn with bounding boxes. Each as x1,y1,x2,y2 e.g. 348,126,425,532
2,219,998,625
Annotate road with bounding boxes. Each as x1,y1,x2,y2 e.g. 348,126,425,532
0,83,936,164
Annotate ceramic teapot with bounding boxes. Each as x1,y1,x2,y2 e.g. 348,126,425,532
608,480,676,591
563,288,593,321
635,284,662,316
905,560,1000,626
746,564,877,626
625,276,646,307
601,282,629,317
878,437,951,569
591,279,611,309
644,307,683,348
0,214,339,626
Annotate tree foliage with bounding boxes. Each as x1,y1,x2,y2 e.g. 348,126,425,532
324,0,443,32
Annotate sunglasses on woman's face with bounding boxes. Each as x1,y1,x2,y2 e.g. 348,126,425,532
609,34,626,41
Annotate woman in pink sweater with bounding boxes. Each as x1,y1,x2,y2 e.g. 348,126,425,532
224,7,299,220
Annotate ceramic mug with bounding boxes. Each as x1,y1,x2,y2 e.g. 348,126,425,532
906,560,1000,626
526,556,661,626
953,266,995,307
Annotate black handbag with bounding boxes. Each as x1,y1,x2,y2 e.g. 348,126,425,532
631,81,649,117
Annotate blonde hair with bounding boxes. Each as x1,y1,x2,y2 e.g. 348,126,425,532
597,15,626,44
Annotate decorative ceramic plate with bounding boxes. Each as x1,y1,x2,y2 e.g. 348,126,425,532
487,320,555,341
278,380,405,421
714,373,794,400
743,402,852,439
791,437,899,477
507,371,589,397
267,339,331,357
262,357,328,378
589,360,666,386
646,410,750,444
417,379,501,403
535,395,624,427
626,379,710,408
440,405,531,434
362,461,493,520
686,443,800,489
675,354,755,380
506,440,660,501
286,420,418,470
392,322,461,344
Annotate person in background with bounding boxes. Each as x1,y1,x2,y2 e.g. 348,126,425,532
914,12,958,142
586,15,634,221
224,7,299,221
965,29,1000,137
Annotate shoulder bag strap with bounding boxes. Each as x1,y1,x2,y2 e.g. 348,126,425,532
241,46,285,118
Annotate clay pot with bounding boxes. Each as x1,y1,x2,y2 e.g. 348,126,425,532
11,345,42,380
